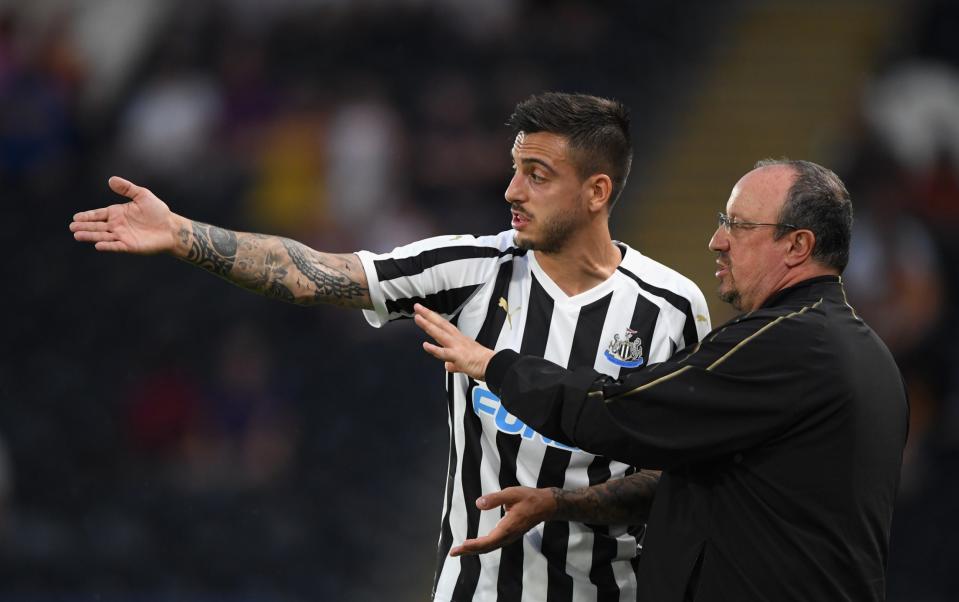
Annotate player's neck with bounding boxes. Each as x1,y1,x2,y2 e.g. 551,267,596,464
534,227,620,297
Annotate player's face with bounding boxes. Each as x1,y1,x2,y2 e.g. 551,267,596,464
504,131,589,253
708,165,796,312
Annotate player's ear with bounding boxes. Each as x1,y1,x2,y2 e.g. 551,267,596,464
584,174,612,213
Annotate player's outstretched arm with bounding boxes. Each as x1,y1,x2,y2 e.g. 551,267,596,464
449,471,659,557
70,176,372,309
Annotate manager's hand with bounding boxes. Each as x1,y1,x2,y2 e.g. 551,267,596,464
413,303,495,381
450,486,557,557
70,176,183,254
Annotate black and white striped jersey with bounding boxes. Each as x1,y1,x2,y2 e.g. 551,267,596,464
357,230,711,602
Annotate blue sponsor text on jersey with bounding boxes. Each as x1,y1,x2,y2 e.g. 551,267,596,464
472,387,578,451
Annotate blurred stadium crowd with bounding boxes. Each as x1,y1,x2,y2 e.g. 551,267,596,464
1,0,958,600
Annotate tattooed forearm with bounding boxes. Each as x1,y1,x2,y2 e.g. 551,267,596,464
281,239,369,307
233,241,296,302
175,222,370,308
551,470,659,526
185,222,237,276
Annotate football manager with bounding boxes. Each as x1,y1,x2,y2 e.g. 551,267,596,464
413,158,909,601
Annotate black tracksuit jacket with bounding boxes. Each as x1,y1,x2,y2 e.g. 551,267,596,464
486,276,909,602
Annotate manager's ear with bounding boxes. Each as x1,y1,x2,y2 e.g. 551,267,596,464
584,174,613,214
784,229,816,267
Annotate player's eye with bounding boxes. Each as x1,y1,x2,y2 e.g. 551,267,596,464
529,172,545,183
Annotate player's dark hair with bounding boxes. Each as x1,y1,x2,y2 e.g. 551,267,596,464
508,92,632,210
755,158,853,273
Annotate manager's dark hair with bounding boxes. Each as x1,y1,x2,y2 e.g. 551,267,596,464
508,92,632,209
755,158,853,273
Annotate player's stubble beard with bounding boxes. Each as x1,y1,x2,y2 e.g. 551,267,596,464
513,202,585,254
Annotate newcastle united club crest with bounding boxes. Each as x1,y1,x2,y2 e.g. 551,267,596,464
604,328,644,368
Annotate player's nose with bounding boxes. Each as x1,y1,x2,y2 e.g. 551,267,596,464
504,171,526,205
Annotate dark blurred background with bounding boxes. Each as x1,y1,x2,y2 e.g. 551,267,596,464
1,0,958,600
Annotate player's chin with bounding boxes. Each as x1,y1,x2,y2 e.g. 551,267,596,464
513,230,537,251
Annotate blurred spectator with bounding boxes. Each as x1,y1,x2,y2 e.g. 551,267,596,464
125,366,205,461
244,89,331,237
844,184,945,358
325,88,408,248
117,65,223,178
169,324,297,494
864,62,959,173
0,10,79,184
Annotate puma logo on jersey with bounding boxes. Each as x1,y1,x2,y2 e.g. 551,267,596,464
498,297,521,328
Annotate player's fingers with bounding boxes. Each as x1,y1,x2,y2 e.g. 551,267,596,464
72,207,109,222
70,220,112,233
94,240,129,252
108,175,142,199
476,489,518,510
74,230,119,243
449,524,518,557
450,537,496,557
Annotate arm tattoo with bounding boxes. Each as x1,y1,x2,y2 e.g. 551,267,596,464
185,222,237,276
551,470,659,526
177,222,370,308
281,239,368,305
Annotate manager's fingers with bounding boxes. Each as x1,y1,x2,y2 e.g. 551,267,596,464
416,304,466,343
414,310,454,345
414,303,450,328
422,341,450,361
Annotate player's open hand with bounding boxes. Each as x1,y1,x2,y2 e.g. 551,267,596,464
450,486,558,557
414,303,495,381
70,176,181,254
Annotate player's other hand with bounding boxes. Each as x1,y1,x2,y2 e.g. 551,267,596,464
450,486,558,557
414,303,495,381
70,176,183,254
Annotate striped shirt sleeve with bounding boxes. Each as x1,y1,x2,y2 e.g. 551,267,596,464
356,231,515,327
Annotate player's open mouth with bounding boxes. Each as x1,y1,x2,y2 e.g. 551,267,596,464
511,211,531,230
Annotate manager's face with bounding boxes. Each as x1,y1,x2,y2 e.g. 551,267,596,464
708,165,797,312
504,131,589,253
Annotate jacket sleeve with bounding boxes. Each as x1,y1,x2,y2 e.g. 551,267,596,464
487,311,835,469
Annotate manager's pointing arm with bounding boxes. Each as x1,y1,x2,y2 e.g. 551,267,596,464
414,301,638,461
414,302,818,471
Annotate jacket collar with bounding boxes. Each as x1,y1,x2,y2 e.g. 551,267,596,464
759,275,842,309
